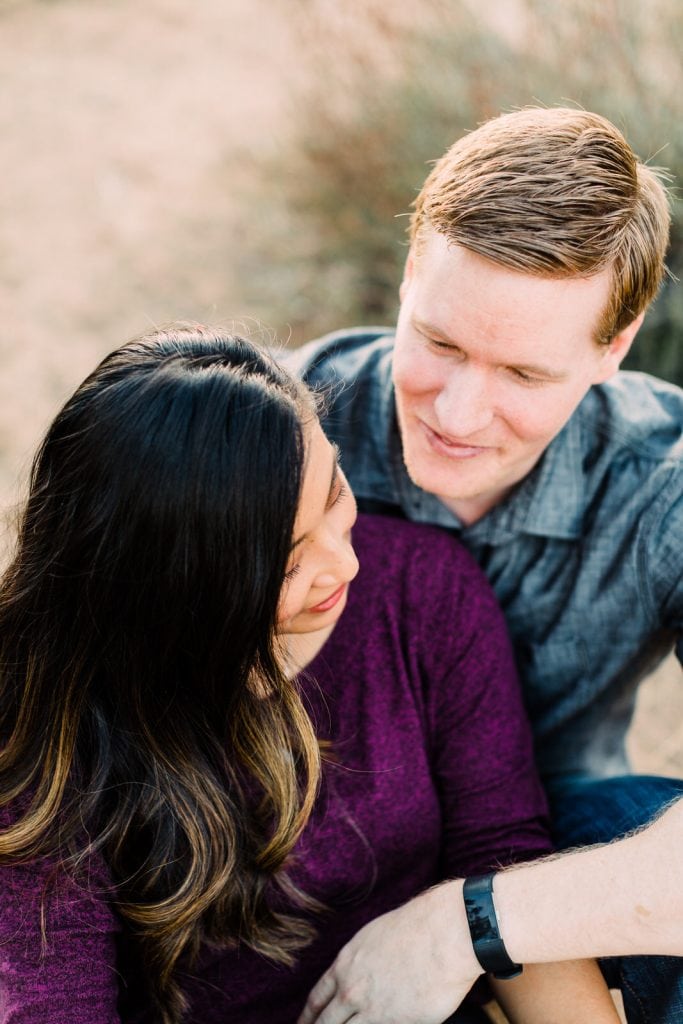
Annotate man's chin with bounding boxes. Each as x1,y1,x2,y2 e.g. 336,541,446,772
402,458,510,520
404,455,487,502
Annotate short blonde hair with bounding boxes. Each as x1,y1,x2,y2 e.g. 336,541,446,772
411,107,671,344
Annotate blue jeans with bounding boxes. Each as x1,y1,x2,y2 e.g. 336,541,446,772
546,773,683,1024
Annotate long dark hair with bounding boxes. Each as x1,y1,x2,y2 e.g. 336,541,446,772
0,325,322,1021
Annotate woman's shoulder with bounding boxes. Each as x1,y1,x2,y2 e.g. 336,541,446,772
347,513,506,665
335,515,519,728
351,513,492,598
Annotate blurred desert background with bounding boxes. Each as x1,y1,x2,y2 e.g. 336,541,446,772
0,0,681,778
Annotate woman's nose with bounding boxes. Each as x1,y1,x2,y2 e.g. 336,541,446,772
314,529,359,589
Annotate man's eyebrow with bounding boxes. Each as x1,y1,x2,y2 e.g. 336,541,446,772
289,444,341,553
413,316,568,380
412,316,454,343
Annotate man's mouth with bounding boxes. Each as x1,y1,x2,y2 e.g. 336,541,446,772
420,420,492,458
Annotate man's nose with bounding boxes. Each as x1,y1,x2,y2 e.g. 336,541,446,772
433,363,494,437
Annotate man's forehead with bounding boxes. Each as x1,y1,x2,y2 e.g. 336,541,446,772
406,233,613,353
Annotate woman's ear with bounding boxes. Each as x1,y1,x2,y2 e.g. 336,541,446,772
594,311,645,383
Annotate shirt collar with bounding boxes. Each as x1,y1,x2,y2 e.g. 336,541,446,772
509,411,585,541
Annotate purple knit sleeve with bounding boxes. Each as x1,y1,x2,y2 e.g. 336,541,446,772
402,525,553,877
0,834,122,1024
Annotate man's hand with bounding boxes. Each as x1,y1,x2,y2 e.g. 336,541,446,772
297,881,482,1024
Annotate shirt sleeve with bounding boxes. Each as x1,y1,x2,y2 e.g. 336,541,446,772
410,531,553,879
644,474,683,668
0,845,122,1024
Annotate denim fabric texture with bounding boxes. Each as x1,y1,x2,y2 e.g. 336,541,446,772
287,328,683,780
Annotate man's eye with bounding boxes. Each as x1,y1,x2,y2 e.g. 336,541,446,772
509,368,541,384
429,338,459,354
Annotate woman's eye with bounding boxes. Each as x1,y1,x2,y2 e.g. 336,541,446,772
284,564,301,582
331,483,348,508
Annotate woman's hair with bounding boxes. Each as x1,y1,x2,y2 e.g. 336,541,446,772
0,324,322,1022
411,106,671,344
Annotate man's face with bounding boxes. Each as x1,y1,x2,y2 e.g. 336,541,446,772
392,230,638,523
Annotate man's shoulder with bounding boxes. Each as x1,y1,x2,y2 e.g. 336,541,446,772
282,328,398,482
583,371,683,465
283,326,395,387
578,373,683,567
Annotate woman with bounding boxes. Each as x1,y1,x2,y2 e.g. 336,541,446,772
0,325,620,1023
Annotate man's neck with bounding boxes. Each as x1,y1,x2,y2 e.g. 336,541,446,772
441,489,510,527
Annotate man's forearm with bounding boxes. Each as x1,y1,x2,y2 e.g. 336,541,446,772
493,798,683,964
296,801,683,1024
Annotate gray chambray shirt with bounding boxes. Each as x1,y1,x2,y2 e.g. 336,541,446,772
286,328,683,780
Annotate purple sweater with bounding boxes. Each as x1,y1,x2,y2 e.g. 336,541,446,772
0,515,551,1023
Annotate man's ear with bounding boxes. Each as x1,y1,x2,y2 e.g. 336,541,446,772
594,311,645,383
399,249,416,303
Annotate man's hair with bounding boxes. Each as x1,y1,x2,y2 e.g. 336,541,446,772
410,107,671,343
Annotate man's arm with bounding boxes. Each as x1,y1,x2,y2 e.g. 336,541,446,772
495,796,683,963
297,799,683,1024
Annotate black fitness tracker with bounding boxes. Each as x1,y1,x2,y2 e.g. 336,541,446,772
462,873,523,980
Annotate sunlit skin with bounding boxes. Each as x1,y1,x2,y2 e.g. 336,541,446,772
393,230,644,525
277,421,359,668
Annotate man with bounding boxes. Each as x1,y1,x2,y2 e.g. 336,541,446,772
288,107,683,1022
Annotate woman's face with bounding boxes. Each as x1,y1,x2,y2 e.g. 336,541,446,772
277,421,358,635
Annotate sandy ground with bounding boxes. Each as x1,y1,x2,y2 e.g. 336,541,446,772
0,0,296,505
0,0,681,781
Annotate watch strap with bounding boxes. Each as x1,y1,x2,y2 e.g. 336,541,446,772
462,873,523,980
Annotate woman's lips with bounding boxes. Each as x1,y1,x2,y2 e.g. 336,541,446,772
308,584,347,614
421,420,492,458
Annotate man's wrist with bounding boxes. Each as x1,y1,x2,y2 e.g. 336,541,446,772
433,880,484,982
490,865,531,963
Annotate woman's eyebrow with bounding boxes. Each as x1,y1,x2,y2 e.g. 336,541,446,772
289,444,341,552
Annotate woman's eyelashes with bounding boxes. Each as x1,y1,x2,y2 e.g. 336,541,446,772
284,474,349,583
330,482,347,508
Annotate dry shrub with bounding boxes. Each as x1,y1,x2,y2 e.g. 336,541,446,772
238,0,682,382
